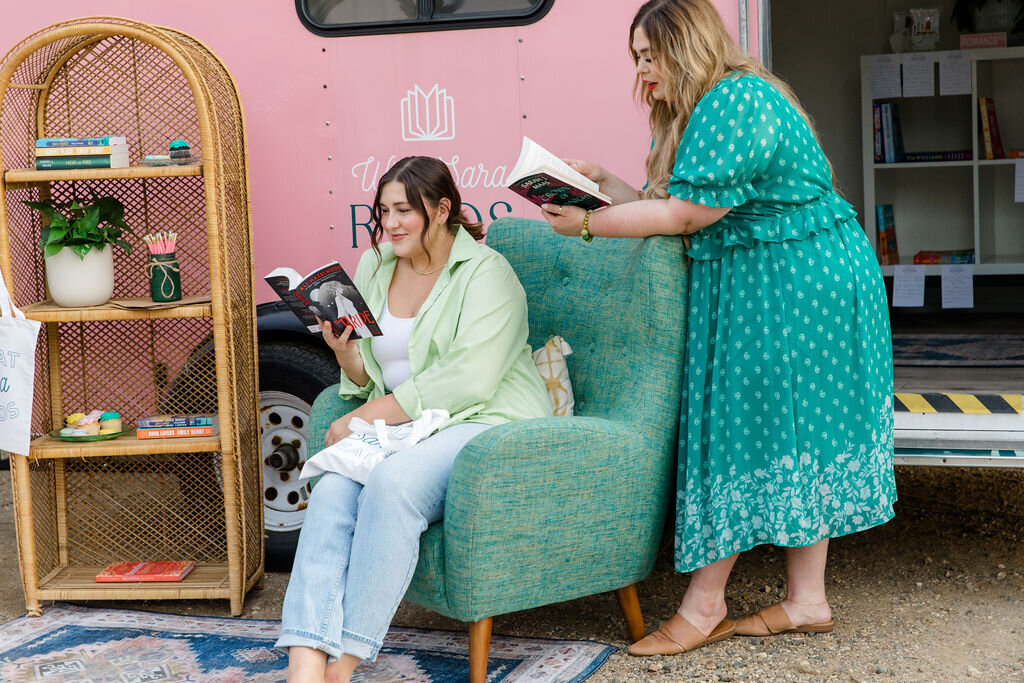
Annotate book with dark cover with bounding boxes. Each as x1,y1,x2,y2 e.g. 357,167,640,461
35,154,128,170
265,261,381,339
95,560,195,582
138,414,217,429
506,136,611,211
985,97,1005,159
875,204,899,266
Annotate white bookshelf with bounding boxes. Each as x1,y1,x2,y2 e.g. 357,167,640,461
861,46,1024,276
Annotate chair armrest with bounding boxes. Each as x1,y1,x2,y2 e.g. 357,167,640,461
441,417,675,618
307,384,365,455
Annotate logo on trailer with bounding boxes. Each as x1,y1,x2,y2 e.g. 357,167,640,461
401,84,455,141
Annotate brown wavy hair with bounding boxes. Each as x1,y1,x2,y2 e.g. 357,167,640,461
370,156,484,267
630,0,833,198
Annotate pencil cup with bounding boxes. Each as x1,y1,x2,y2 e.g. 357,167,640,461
147,252,182,302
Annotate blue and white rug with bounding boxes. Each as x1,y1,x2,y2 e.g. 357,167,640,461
0,604,615,682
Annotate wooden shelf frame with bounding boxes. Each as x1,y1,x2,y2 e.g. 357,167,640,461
0,18,262,617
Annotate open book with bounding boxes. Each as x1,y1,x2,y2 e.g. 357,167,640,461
506,136,612,211
265,262,382,339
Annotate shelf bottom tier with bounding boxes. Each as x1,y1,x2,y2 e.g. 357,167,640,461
35,563,231,600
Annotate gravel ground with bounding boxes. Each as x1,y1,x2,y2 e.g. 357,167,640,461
2,465,1023,682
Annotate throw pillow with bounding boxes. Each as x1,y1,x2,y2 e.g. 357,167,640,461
531,335,574,416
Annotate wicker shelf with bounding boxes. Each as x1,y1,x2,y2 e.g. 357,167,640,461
28,433,222,459
22,297,212,322
0,18,261,617
4,164,202,183
37,563,231,600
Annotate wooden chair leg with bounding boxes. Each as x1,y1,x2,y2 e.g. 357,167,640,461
468,617,493,683
615,584,646,642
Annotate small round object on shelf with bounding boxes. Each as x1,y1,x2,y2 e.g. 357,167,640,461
169,139,191,159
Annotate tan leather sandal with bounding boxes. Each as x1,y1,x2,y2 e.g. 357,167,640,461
627,613,736,656
734,603,834,636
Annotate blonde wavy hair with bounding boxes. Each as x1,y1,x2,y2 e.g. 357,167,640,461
631,0,831,199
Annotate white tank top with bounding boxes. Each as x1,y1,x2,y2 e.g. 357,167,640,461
371,295,415,392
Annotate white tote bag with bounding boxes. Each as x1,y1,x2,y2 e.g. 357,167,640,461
0,270,41,457
299,409,450,484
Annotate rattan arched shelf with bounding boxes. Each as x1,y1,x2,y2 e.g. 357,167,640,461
0,17,261,616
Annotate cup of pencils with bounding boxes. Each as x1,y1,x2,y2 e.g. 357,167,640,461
144,231,182,303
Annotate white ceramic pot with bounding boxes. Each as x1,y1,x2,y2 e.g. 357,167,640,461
44,244,115,307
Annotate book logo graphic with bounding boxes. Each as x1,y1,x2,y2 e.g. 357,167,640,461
401,84,455,141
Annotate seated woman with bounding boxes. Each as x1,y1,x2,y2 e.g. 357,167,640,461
275,155,551,683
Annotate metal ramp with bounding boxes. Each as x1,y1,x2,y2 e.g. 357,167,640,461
893,392,1024,468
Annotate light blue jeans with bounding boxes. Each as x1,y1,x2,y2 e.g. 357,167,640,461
275,422,492,661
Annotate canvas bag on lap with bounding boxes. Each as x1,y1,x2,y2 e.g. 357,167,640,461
0,271,41,457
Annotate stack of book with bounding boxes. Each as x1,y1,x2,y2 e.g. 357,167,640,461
913,249,975,265
136,414,218,439
35,135,129,170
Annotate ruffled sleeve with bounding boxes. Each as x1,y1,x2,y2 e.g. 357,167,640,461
668,74,780,208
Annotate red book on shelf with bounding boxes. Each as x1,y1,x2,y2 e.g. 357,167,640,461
985,97,1005,159
95,560,196,582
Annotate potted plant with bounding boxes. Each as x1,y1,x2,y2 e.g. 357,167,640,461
22,194,134,307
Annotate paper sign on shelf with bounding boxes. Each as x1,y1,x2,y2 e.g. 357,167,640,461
938,52,971,96
868,55,902,100
941,264,974,309
902,53,935,97
892,265,926,307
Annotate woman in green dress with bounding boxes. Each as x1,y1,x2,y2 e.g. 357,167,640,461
541,0,896,656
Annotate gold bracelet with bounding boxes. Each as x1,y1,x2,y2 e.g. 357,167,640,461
580,209,594,242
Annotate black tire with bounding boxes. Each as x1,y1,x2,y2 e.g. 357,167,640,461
259,341,338,571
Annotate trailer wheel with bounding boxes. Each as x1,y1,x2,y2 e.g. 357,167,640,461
259,342,337,570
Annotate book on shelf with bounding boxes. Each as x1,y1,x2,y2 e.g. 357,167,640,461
136,425,218,439
1010,149,1024,159
913,249,975,264
978,97,998,160
506,136,612,211
138,414,217,429
902,151,972,162
265,262,381,338
35,144,127,157
982,97,1005,159
875,204,899,266
36,135,127,148
95,560,195,583
872,102,883,163
879,102,905,163
35,152,129,170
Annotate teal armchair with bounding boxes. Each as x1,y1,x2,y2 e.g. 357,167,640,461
308,217,688,681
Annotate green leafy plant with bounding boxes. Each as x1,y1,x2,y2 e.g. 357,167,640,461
22,193,134,259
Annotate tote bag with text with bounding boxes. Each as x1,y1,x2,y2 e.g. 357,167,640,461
0,270,41,457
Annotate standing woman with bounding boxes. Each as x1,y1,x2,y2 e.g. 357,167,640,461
541,0,896,655
277,156,551,681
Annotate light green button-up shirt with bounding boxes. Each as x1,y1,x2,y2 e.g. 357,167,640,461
336,227,552,428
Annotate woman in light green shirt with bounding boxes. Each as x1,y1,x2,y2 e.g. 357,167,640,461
277,156,550,682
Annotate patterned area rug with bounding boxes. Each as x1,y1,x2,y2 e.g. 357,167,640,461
892,334,1024,366
0,604,615,682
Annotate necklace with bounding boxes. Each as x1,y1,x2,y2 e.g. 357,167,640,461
411,261,446,276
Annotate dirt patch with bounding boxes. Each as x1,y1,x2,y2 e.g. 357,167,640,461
2,466,1022,681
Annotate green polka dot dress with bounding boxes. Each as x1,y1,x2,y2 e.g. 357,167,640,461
669,73,896,573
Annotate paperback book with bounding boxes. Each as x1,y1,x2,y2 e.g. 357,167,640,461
36,135,127,147
875,204,899,266
265,262,381,338
913,249,975,264
95,560,196,582
136,425,218,439
35,153,129,170
138,414,217,429
506,136,612,211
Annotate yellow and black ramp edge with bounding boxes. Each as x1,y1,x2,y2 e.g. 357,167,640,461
894,392,1023,414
